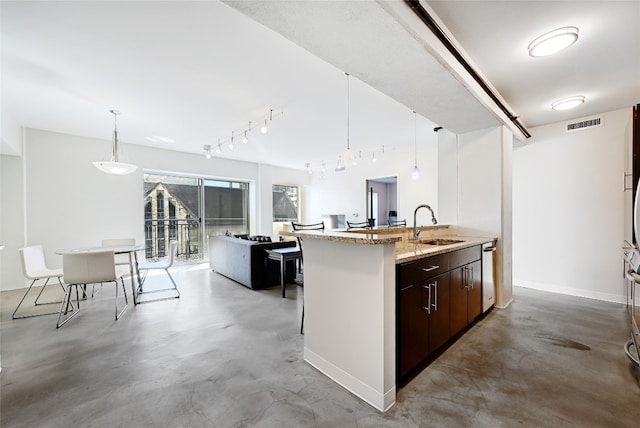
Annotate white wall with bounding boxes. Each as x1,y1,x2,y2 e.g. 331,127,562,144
1,152,25,290
0,128,310,290
438,125,514,307
513,108,631,303
305,133,439,227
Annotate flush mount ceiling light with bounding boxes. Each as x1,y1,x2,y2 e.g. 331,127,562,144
551,95,585,110
528,26,579,57
93,110,138,175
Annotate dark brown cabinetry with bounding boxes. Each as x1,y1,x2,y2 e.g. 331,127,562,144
397,245,481,380
397,254,451,379
450,259,481,336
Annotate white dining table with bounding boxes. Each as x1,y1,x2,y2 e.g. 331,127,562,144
57,245,146,305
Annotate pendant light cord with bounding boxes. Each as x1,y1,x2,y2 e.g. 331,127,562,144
110,109,120,162
346,72,350,151
413,110,417,168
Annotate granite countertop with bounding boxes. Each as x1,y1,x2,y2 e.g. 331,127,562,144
395,235,495,263
280,226,496,264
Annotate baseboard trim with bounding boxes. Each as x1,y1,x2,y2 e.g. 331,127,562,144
515,280,625,304
304,347,395,412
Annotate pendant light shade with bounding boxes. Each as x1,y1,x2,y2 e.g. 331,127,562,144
93,110,138,175
411,165,421,181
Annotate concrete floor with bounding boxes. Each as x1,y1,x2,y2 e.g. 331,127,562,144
1,264,639,427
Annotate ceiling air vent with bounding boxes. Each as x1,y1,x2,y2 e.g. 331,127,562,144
566,116,603,132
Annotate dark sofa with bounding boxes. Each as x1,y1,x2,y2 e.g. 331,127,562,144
208,235,296,289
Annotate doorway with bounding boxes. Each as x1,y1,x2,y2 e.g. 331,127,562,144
365,176,398,227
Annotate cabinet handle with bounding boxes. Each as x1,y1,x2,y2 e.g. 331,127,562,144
463,266,468,289
422,284,431,314
469,266,474,289
421,265,440,273
431,280,438,311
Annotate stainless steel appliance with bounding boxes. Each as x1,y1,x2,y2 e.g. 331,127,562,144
482,240,497,313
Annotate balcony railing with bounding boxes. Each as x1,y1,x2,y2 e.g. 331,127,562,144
144,218,248,261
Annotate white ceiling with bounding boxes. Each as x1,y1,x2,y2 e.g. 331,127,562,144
2,0,639,170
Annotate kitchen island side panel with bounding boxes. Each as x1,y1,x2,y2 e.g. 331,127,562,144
302,238,396,411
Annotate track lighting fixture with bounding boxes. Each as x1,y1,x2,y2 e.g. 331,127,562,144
204,144,212,159
206,109,281,158
261,109,273,134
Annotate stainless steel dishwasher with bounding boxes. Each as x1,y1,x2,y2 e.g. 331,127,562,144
482,240,497,313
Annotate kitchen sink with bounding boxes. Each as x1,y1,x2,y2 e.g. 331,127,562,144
419,238,464,246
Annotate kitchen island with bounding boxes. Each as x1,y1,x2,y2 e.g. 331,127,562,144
282,225,494,412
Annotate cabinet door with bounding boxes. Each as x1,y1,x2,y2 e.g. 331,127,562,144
467,260,482,322
398,284,429,378
449,266,468,336
428,272,450,353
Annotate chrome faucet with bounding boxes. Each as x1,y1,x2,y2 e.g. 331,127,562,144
413,204,438,240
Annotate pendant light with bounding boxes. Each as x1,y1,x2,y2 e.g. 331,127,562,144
93,110,138,175
343,73,357,167
411,111,420,181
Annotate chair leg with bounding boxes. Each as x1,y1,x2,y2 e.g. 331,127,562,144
34,277,65,306
56,284,80,328
13,279,62,319
166,269,180,298
12,279,36,319
135,268,180,303
115,278,128,320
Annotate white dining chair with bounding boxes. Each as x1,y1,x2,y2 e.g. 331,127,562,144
96,238,136,296
57,250,128,328
14,245,66,319
136,240,180,302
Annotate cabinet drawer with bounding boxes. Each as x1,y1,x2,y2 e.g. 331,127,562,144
398,253,450,288
450,245,481,269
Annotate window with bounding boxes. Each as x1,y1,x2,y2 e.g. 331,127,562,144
144,173,250,262
273,185,299,222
